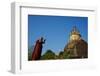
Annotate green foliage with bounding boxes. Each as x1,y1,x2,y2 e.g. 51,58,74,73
63,51,71,59
58,51,71,59
28,46,33,61
28,52,32,61
58,51,64,59
41,49,71,60
28,46,72,60
41,49,56,60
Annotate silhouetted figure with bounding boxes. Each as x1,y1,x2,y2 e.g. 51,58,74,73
32,37,46,60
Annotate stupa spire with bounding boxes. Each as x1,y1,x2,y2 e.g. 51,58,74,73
70,26,81,41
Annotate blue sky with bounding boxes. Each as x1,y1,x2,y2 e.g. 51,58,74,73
28,15,88,55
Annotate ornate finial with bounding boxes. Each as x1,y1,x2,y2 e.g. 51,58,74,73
71,26,80,35
69,26,81,41
72,26,79,33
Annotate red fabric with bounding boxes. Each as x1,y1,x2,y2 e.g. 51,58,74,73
32,40,43,60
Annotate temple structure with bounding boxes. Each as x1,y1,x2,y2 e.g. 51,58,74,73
64,26,88,58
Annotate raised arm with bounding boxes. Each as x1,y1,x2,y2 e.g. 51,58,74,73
43,39,46,44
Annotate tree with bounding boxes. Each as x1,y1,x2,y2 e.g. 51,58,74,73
28,45,34,61
58,51,64,59
58,51,71,59
41,49,56,60
63,51,71,59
